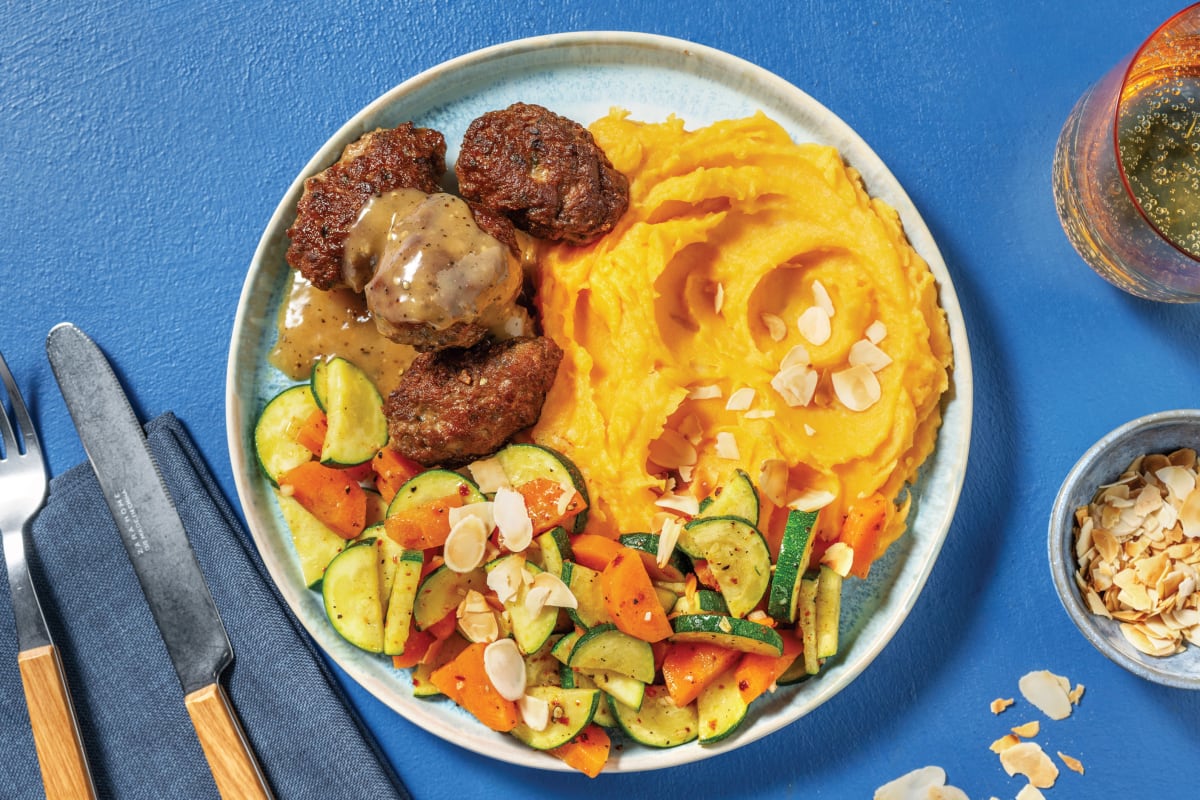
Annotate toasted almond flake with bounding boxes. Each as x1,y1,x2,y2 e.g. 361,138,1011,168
1011,720,1040,738
1018,670,1073,720
990,697,1015,714
523,584,551,617
761,312,787,342
715,431,740,460
688,384,722,400
1057,752,1084,775
530,571,577,609
493,487,534,552
744,409,776,420
770,364,818,408
1182,488,1200,538
780,344,811,370
832,364,881,412
655,492,701,516
718,617,733,633
998,741,1059,789
758,459,789,507
483,638,526,701
789,487,837,512
486,555,527,605
648,428,698,469
989,733,1020,753
1157,465,1197,502
865,320,887,343
657,517,684,568
820,542,854,577
725,387,756,411
449,501,495,533
929,786,968,800
811,280,835,317
1015,786,1047,800
714,282,725,314
517,693,550,731
797,306,832,345
804,424,816,436
443,515,489,573
468,457,511,493
457,590,499,643
849,339,893,372
872,766,947,800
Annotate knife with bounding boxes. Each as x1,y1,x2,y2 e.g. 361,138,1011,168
46,323,273,800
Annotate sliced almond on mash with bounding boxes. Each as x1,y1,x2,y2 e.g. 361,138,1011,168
797,306,831,346
725,387,756,411
849,339,893,372
761,312,787,342
832,364,881,411
716,431,740,460
771,364,818,408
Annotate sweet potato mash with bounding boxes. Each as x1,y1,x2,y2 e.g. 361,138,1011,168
531,110,953,555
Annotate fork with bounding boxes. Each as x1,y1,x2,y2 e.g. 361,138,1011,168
0,353,97,800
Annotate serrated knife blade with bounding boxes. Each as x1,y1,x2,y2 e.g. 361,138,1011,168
46,322,273,800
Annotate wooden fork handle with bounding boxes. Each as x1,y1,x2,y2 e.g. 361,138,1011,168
185,682,274,800
17,644,97,800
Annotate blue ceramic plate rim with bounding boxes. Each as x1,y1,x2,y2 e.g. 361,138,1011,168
1048,408,1200,689
226,31,974,772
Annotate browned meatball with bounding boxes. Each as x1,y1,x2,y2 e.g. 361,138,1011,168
455,103,629,245
384,336,563,466
286,124,447,290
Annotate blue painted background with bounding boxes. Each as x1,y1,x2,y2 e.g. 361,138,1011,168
4,1,1198,797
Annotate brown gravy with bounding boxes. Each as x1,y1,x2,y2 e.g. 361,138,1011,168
268,272,416,394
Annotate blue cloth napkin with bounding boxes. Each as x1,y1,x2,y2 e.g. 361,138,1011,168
0,413,412,800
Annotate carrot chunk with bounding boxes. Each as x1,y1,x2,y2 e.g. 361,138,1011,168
429,642,519,732
372,448,424,503
383,494,465,550
733,629,803,704
548,724,610,778
514,477,587,534
277,461,367,539
600,547,673,643
661,642,741,707
839,492,891,579
570,533,624,571
294,408,327,456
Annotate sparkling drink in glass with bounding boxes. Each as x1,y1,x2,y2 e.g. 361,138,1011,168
1053,4,1200,302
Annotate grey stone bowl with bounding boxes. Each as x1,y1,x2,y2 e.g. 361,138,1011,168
1048,409,1200,689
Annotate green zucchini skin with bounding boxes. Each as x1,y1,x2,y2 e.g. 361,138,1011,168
510,687,599,750
611,684,699,748
254,384,320,486
678,516,772,618
386,468,486,517
322,540,385,653
696,666,749,744
311,356,388,467
695,468,760,527
494,443,590,532
668,614,784,656
568,623,656,683
767,509,818,624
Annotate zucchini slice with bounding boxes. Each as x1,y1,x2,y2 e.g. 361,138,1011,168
559,667,617,727
551,628,583,665
254,384,320,485
669,614,784,656
386,468,486,516
815,565,843,659
561,560,612,628
766,509,818,624
678,516,771,618
412,564,488,630
582,668,646,711
611,684,699,748
695,469,759,527
322,541,384,653
797,571,821,675
524,639,564,688
671,588,728,616
510,686,599,750
696,666,749,744
568,623,655,683
383,548,424,656
276,492,346,589
311,356,388,467
533,526,573,577
494,443,590,532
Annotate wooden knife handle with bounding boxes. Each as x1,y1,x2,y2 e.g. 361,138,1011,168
17,644,97,800
185,683,274,800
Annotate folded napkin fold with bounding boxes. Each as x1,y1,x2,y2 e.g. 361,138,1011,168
0,413,412,800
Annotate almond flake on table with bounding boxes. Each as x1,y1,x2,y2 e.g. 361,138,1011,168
998,741,1059,789
1057,751,1084,774
990,697,1014,714
1015,786,1047,800
873,766,968,800
990,733,1020,754
1011,720,1039,738
1018,670,1074,720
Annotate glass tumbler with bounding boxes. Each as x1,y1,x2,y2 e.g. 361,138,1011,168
1053,4,1200,302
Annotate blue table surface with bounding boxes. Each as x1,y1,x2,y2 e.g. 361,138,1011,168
5,1,1199,797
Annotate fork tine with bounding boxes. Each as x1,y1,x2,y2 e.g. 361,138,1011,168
0,353,39,458
0,352,22,458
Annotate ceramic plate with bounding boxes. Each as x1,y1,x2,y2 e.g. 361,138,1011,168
226,31,973,773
